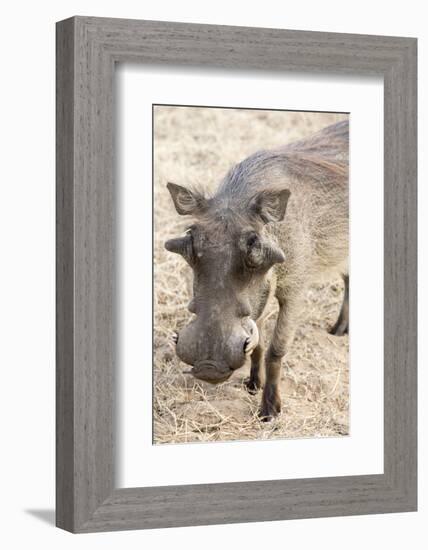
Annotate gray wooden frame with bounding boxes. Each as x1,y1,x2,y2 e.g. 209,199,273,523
56,16,417,533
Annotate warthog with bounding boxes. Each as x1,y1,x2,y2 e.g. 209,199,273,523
165,120,349,420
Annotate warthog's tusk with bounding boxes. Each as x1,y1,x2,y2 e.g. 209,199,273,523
171,331,178,344
244,337,255,355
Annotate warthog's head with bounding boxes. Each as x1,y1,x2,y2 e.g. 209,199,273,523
165,181,290,384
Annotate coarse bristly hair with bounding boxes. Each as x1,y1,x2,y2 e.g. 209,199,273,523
193,120,349,289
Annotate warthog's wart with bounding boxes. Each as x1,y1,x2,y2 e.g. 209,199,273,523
165,120,349,421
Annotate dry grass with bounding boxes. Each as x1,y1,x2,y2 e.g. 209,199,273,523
153,106,349,445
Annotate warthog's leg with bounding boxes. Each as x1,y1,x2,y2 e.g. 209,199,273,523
259,295,301,421
245,324,264,394
329,274,349,336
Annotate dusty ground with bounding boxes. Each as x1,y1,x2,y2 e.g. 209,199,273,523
153,106,349,444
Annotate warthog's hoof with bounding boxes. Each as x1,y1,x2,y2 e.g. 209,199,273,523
244,376,261,395
259,384,281,422
258,404,281,422
328,321,348,336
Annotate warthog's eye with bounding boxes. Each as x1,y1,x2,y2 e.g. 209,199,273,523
243,232,264,269
240,231,286,271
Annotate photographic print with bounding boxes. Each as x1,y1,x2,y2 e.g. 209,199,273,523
153,105,349,445
56,18,416,531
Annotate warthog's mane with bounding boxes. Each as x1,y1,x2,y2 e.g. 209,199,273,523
182,120,348,245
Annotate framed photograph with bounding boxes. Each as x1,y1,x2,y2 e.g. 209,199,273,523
56,16,417,532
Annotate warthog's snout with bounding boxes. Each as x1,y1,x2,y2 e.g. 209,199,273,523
188,360,233,384
174,317,259,384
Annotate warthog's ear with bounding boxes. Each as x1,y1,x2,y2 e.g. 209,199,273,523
167,182,207,216
249,188,291,224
